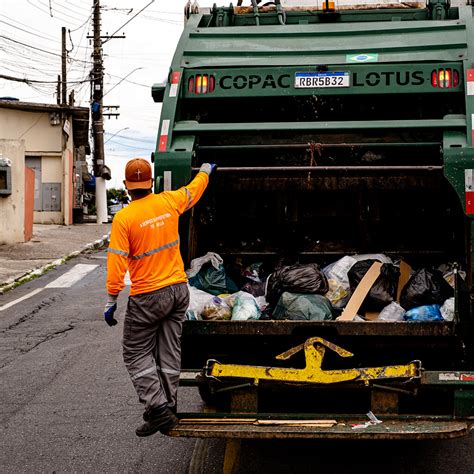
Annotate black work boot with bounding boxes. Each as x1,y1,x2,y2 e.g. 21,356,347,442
143,404,176,421
136,406,178,437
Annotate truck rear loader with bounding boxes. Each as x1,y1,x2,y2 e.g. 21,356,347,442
151,0,474,448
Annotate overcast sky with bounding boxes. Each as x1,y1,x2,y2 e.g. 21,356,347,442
0,0,215,188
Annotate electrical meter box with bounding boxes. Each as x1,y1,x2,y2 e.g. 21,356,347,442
0,161,12,196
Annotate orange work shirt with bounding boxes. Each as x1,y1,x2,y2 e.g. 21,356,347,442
106,171,209,296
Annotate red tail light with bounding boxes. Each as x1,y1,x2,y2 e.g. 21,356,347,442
187,74,216,94
432,68,458,88
453,69,460,87
440,69,452,88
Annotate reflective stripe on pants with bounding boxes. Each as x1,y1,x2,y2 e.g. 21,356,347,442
122,282,189,411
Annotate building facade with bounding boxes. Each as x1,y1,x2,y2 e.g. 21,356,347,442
0,101,89,229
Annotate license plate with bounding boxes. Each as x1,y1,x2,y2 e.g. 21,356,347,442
295,72,350,88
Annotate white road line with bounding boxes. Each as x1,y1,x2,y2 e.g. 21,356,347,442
45,264,99,288
0,288,44,312
0,264,100,312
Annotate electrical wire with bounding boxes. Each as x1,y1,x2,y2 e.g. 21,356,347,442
0,73,96,85
105,139,152,151
32,0,90,23
104,132,155,144
103,0,156,44
0,35,92,64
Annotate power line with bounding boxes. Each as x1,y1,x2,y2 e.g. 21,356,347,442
0,35,92,64
0,73,95,85
29,0,89,24
105,139,153,150
103,0,155,44
104,132,155,144
0,19,60,44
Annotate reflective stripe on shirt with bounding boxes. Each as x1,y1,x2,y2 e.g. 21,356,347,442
108,247,129,257
184,187,193,211
131,239,179,260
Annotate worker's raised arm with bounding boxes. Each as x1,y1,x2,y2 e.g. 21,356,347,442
106,214,130,296
165,163,216,215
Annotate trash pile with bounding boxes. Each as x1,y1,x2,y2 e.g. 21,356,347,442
185,252,461,323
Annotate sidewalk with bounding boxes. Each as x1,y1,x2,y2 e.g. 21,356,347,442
0,223,111,292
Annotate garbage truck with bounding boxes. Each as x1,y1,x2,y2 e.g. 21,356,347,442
151,0,474,445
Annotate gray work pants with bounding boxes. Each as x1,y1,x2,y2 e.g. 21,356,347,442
122,282,189,411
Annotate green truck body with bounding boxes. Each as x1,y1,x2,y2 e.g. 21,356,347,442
153,2,474,440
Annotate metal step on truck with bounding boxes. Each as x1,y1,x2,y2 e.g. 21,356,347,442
151,0,474,457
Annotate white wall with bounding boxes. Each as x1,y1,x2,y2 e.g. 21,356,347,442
0,140,26,244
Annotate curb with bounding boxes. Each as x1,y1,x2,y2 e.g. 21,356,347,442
0,233,110,295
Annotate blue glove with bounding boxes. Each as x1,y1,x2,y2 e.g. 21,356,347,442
104,295,118,327
199,163,217,175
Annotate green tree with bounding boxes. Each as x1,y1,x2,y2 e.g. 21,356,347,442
107,188,129,206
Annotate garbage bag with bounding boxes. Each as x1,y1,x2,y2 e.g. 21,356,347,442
348,259,400,312
323,256,356,308
186,285,215,320
404,304,443,322
187,253,239,296
325,279,351,309
273,292,333,321
242,262,266,282
267,263,329,307
352,253,393,264
186,252,223,278
241,280,266,297
378,302,406,322
323,256,357,284
440,297,455,322
229,292,261,321
400,268,453,310
201,296,232,321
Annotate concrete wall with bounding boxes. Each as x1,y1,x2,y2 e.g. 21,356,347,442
0,140,26,244
0,108,75,225
0,110,62,152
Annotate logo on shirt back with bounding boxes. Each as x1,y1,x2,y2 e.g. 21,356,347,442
140,213,171,229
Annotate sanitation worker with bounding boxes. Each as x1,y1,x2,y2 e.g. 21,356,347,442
104,158,215,437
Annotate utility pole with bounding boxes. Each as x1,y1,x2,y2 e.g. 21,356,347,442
91,0,107,224
61,27,67,105
89,0,125,224
56,75,61,105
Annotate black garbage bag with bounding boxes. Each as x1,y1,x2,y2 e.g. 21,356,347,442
348,259,400,312
267,263,329,307
241,280,266,297
273,293,333,321
400,268,454,310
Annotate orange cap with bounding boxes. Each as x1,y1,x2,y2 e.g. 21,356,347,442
124,158,153,190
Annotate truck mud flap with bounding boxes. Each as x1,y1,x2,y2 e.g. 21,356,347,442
169,418,471,440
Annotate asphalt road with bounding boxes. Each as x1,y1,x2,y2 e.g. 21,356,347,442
0,249,472,473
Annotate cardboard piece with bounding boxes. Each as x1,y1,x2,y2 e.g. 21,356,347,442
365,260,412,321
346,260,412,321
339,262,383,321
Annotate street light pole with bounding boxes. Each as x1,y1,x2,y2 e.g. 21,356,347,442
104,126,130,144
